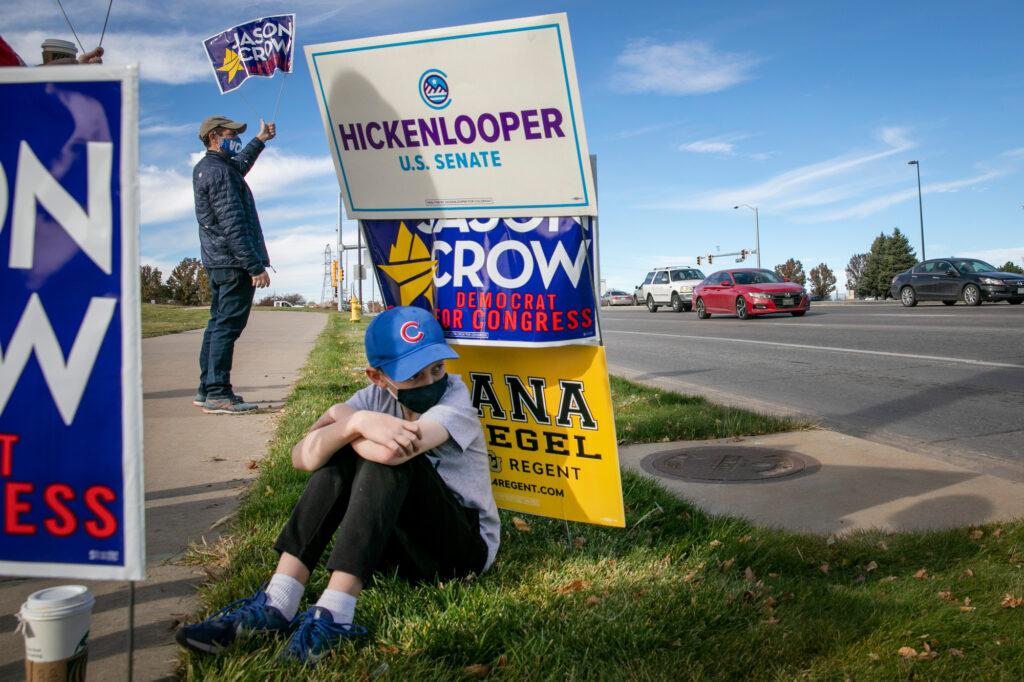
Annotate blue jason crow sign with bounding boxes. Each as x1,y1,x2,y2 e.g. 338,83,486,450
364,217,599,346
0,66,144,580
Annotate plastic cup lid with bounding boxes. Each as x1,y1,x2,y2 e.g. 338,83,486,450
41,38,78,55
23,585,94,616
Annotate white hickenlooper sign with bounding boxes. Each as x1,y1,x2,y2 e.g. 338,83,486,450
306,13,596,219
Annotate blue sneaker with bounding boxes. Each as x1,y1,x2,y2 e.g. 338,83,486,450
193,393,246,407
202,397,259,414
280,607,367,666
175,590,291,654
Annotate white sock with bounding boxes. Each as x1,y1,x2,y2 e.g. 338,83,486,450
315,588,358,625
264,573,305,621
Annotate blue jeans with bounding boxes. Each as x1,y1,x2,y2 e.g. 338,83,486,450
198,268,255,400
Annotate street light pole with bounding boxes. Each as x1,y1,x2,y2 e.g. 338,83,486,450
733,204,761,267
908,160,925,260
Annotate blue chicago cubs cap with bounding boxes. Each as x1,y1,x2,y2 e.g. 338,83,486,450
365,306,458,382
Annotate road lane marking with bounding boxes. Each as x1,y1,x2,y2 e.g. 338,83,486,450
606,329,1024,370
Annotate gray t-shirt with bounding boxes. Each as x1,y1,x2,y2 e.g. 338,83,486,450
345,374,501,571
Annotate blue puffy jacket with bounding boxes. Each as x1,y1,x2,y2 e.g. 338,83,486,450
192,138,271,275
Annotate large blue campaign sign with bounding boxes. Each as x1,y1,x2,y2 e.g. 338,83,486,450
0,66,144,580
364,217,599,346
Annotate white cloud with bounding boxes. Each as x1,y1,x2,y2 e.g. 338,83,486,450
958,247,1024,268
643,126,916,213
141,122,197,136
5,30,210,84
802,170,1003,222
681,140,735,155
614,39,760,95
140,148,334,225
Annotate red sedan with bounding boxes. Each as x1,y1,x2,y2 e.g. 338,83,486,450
694,269,810,319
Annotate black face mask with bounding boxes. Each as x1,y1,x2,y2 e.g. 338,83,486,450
391,374,448,413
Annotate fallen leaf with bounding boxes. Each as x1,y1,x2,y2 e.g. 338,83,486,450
993,527,1004,538
496,655,508,668
868,653,880,661
913,568,928,579
963,597,973,607
826,535,836,546
512,517,531,533
709,539,722,549
739,535,752,544
585,595,602,606
768,572,778,578
938,591,954,601
762,617,780,625
744,567,757,582
683,567,703,584
463,663,490,678
880,576,898,584
853,574,866,584
865,560,879,572
969,529,984,540
556,579,591,595
1001,594,1023,608
877,540,889,551
959,606,976,613
572,537,587,548
962,569,974,578
819,563,830,574
948,648,965,658
898,646,918,659
246,459,259,470
264,485,274,496
721,558,735,571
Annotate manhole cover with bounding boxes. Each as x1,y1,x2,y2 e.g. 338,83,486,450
642,446,818,483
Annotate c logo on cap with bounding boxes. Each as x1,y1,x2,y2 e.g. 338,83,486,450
400,321,424,343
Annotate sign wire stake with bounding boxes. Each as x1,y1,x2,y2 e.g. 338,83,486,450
127,581,135,682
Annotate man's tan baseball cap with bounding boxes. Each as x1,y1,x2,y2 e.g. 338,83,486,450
198,116,247,141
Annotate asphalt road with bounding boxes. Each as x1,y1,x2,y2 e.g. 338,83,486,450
600,301,1024,474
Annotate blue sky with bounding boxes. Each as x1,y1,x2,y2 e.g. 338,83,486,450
7,0,1023,300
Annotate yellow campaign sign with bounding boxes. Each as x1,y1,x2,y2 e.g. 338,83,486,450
447,344,624,527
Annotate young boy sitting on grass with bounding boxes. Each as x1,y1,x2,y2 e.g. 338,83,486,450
176,306,501,665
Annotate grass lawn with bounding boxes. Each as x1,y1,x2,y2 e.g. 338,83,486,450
179,314,1024,680
141,303,329,338
141,304,210,338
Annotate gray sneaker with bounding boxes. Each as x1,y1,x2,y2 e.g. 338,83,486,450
202,398,259,414
194,393,246,407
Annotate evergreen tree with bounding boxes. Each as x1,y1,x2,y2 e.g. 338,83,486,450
856,233,888,299
773,258,807,285
809,263,837,299
999,260,1024,274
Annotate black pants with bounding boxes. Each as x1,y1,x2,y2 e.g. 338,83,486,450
274,448,487,583
198,267,255,400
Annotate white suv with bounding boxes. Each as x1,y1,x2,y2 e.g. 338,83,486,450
638,266,707,312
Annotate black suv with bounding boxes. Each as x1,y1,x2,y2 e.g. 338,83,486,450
890,258,1024,307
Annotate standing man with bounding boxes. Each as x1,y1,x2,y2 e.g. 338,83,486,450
193,115,276,414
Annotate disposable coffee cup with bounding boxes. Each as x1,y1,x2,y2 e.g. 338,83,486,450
17,585,95,681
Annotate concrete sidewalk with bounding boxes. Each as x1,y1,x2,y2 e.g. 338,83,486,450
0,310,327,681
620,429,1024,535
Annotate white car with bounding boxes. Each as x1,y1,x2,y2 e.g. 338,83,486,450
638,266,707,312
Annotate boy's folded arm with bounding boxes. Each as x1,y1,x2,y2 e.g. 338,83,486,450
291,403,363,471
353,417,449,466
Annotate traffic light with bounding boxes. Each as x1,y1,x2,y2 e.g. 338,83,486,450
331,260,338,287
696,256,702,265
740,249,748,261
708,255,714,264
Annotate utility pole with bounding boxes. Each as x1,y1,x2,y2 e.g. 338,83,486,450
908,160,925,260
